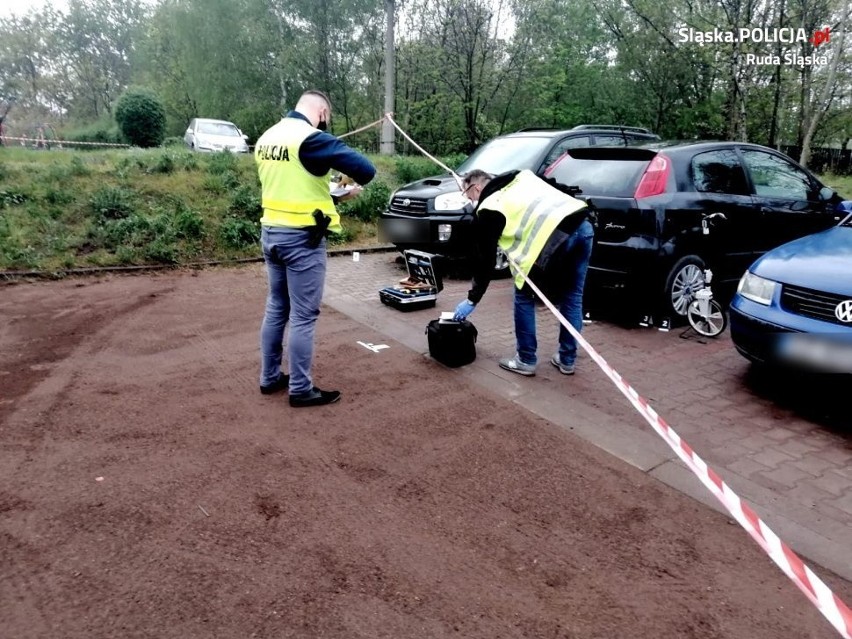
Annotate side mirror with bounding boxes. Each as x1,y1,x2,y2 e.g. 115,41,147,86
818,186,836,201
242,134,249,141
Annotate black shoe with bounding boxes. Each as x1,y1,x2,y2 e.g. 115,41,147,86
289,387,341,407
260,373,289,395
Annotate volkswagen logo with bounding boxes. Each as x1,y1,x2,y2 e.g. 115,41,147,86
836,300,852,323
402,198,411,207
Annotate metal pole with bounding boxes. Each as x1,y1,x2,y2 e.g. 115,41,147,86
381,0,395,155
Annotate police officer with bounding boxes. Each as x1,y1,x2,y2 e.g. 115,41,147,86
452,169,594,377
256,90,375,407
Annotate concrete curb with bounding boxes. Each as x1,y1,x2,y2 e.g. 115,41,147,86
0,244,398,281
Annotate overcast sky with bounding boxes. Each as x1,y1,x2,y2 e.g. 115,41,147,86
10,0,67,16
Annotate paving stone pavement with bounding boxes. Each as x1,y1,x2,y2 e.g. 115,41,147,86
323,249,852,582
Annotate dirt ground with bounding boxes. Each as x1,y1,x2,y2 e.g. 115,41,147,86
1,266,850,639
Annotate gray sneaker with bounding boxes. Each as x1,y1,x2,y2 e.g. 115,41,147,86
499,355,536,376
550,354,575,375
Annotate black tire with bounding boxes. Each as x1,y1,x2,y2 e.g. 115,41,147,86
687,298,728,337
663,255,706,317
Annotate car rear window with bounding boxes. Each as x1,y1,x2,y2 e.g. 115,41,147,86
456,136,553,175
546,148,654,197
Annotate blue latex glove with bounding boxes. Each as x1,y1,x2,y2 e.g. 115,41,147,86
453,299,476,322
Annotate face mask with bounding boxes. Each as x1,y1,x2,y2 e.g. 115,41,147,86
317,110,330,131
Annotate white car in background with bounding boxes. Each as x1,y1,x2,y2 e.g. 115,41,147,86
184,118,249,153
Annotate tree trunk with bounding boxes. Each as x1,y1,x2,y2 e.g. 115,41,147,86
767,0,786,147
799,6,848,167
799,16,852,166
271,2,288,110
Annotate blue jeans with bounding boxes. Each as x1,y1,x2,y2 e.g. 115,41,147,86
514,219,594,367
259,226,327,395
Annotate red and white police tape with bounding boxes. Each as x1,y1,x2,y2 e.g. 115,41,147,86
383,113,464,190
2,135,130,148
507,256,852,639
365,112,852,634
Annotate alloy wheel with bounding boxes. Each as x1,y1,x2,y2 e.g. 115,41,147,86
671,264,705,316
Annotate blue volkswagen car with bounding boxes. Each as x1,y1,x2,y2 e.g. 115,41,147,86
729,206,852,374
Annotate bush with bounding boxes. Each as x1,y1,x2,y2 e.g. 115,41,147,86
114,87,167,148
63,120,124,146
327,227,354,246
175,151,199,171
69,156,91,177
228,185,262,220
173,209,204,240
148,151,176,174
90,186,135,221
219,216,259,249
395,156,442,183
202,175,227,194
99,214,152,248
1,243,41,268
207,151,238,175
144,240,178,264
222,170,242,189
115,245,140,264
44,188,75,206
338,180,391,222
162,136,184,147
440,153,467,172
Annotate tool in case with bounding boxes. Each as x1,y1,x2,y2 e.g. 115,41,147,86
379,250,443,311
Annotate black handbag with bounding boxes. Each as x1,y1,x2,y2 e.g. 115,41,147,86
425,319,478,368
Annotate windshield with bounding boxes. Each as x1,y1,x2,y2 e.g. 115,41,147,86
198,121,240,137
456,136,552,175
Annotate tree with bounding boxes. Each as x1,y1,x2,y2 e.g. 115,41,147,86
798,0,850,167
114,86,166,147
55,0,148,120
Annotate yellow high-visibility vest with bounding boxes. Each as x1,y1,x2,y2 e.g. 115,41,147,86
478,170,587,289
254,117,341,233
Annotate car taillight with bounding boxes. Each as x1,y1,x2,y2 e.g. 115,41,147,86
634,154,670,199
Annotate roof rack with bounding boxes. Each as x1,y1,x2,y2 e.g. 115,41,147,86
571,124,651,134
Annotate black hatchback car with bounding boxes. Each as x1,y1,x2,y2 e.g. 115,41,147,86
544,142,848,318
378,125,660,273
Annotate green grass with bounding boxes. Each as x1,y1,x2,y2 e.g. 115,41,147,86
4,144,845,273
822,174,852,199
0,146,433,272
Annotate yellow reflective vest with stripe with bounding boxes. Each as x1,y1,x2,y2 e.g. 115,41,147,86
478,170,587,289
254,117,341,233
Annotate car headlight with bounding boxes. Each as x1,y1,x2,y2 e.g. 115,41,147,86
737,271,777,305
434,191,470,212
